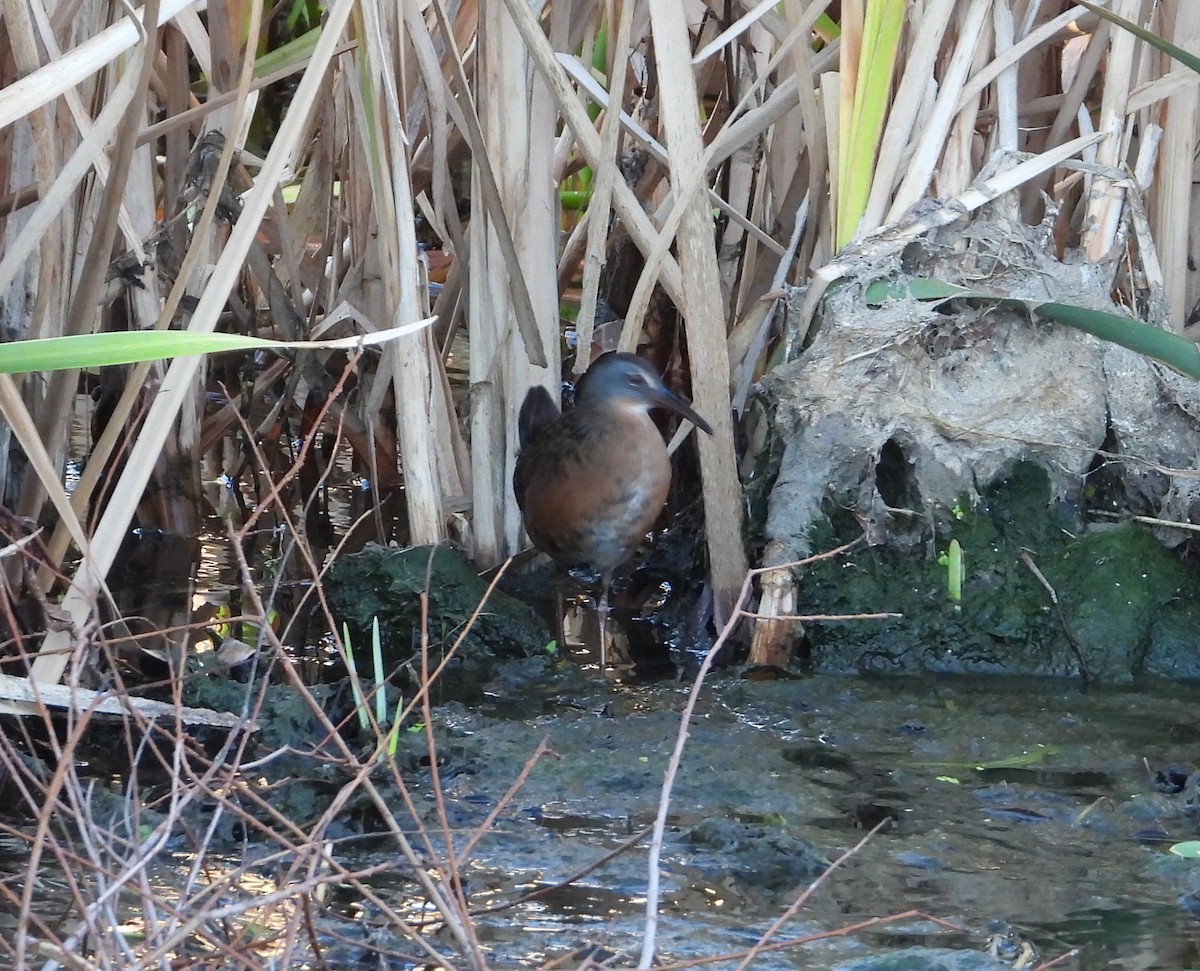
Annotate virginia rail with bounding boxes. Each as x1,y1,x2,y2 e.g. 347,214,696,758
513,352,713,665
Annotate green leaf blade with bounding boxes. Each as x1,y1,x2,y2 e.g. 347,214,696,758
1034,302,1200,379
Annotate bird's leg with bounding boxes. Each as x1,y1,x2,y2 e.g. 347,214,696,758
598,570,612,671
553,572,568,658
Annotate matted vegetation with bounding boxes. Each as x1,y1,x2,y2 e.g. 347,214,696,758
0,0,1196,966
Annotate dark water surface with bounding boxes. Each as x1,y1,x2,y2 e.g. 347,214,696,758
379,669,1200,969
11,582,1200,969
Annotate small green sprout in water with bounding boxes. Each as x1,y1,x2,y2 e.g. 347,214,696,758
938,541,963,602
936,776,961,785
342,622,370,733
1169,841,1200,858
947,539,963,602
386,697,405,758
343,618,400,756
369,616,386,728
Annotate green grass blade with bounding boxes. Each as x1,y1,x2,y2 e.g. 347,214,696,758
1034,302,1200,378
371,616,387,728
254,25,321,79
866,277,1200,378
386,697,404,758
864,278,973,304
1075,1,1200,75
0,332,283,373
342,623,370,733
838,2,906,248
0,317,433,374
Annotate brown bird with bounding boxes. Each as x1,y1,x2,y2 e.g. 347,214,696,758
513,352,713,665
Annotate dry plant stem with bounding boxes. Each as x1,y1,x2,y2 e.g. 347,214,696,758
1043,17,1109,162
220,450,525,966
13,699,251,966
0,381,95,575
36,12,252,580
32,0,353,687
67,11,271,516
401,0,469,262
61,0,158,343
495,0,685,306
2,0,55,271
1090,509,1200,533
639,539,865,968
990,2,1019,162
860,0,939,231
72,681,276,965
729,194,809,412
1151,5,1200,328
355,2,445,545
0,40,177,584
15,691,106,965
956,3,1094,113
1083,0,1140,261
226,537,469,970
222,432,458,958
136,39,360,144
417,551,486,967
470,822,656,918
0,33,147,298
556,53,789,262
176,738,448,963
1032,949,1083,971
647,0,748,624
1018,550,1092,684
886,0,991,225
451,0,559,568
227,354,409,683
238,350,363,538
692,0,787,63
614,23,807,350
572,0,635,372
649,910,965,971
581,9,823,354
736,817,893,971
393,557,518,729
0,0,193,131
458,736,555,862
429,0,546,370
279,502,380,645
1,741,86,965
739,610,901,622
134,858,402,970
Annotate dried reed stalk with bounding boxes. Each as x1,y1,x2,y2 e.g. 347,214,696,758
29,0,348,687
647,0,749,619
467,0,560,568
0,0,1196,691
1150,2,1198,330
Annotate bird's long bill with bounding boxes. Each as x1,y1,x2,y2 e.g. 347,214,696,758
649,386,714,436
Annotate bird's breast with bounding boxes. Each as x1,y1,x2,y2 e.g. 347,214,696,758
514,406,674,573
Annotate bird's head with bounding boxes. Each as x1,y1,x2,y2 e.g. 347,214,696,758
574,352,714,434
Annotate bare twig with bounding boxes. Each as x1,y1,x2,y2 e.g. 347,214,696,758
1019,549,1092,685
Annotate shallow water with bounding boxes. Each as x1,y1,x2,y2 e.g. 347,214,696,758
345,668,1200,969
6,667,1200,969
